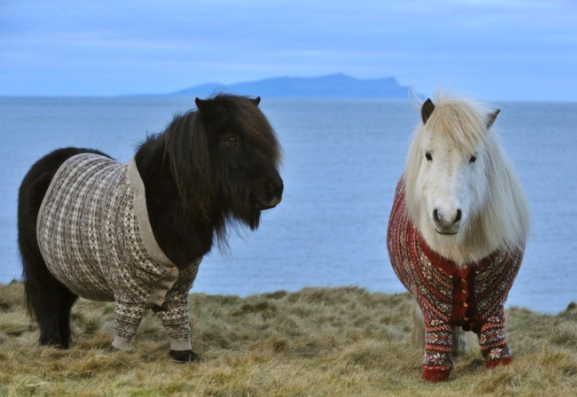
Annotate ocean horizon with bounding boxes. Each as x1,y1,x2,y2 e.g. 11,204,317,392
1,96,575,314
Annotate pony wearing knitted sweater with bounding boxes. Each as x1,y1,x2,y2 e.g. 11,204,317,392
18,95,283,362
387,93,530,382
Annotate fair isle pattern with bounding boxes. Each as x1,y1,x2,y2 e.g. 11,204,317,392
387,178,523,380
37,153,201,343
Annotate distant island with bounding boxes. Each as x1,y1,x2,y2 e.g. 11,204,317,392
168,73,416,99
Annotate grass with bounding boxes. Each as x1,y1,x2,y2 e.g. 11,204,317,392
1,280,576,396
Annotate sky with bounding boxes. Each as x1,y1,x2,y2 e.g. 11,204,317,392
1,0,576,101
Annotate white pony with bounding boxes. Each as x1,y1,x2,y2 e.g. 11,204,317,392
387,92,530,382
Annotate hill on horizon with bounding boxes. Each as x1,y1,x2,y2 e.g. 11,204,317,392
169,73,416,99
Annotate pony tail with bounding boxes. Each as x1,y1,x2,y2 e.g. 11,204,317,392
165,111,215,220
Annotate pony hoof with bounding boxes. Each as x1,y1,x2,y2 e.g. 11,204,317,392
485,356,512,369
108,345,133,354
169,349,200,363
422,366,451,382
39,337,70,349
46,343,70,350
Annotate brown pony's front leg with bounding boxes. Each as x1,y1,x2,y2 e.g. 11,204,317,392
155,297,199,363
112,301,147,351
154,280,200,363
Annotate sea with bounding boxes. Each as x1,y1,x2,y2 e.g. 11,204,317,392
0,96,575,314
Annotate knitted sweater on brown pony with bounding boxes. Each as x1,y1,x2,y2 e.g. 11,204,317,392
18,95,283,362
386,93,530,382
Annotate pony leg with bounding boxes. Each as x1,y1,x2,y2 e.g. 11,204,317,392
20,237,78,348
414,304,453,381
154,293,199,363
452,326,468,356
422,321,455,382
18,154,80,349
412,304,454,381
112,301,147,351
412,302,426,349
479,311,513,369
27,272,78,348
415,304,474,357
56,287,78,348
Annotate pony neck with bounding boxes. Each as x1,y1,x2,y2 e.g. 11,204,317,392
134,134,220,267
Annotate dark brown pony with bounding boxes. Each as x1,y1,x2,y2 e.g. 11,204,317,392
18,94,283,362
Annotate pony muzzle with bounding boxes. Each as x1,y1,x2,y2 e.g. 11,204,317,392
433,208,462,235
254,175,283,210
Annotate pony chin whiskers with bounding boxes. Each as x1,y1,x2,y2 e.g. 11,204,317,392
435,230,458,236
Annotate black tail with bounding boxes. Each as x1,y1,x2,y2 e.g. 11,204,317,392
18,147,108,348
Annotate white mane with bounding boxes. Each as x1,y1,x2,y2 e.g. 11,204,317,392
403,92,531,264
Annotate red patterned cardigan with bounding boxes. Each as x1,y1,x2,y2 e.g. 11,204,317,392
387,179,523,382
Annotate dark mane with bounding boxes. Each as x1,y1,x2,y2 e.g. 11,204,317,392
164,110,214,219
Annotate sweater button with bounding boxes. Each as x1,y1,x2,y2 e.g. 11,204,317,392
463,317,469,321
461,279,467,283
463,302,468,307
462,290,467,294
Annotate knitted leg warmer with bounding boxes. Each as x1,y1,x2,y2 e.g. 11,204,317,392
113,301,146,350
422,323,454,382
479,313,513,369
155,293,191,350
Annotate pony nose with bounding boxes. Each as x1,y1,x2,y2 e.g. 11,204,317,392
455,209,461,223
266,179,283,201
259,175,283,209
433,208,462,227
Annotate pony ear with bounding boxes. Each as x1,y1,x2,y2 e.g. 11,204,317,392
421,99,435,124
195,97,209,112
250,96,261,106
486,109,500,129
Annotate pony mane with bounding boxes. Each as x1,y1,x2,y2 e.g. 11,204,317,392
163,94,282,247
404,92,531,263
164,108,214,219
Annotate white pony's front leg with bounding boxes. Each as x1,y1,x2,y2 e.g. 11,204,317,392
413,302,455,382
414,300,475,357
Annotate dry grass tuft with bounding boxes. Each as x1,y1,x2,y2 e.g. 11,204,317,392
1,281,576,396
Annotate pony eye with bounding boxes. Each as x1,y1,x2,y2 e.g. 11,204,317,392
425,152,433,161
469,155,477,164
221,134,240,147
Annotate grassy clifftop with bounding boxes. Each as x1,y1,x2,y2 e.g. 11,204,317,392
1,281,576,396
